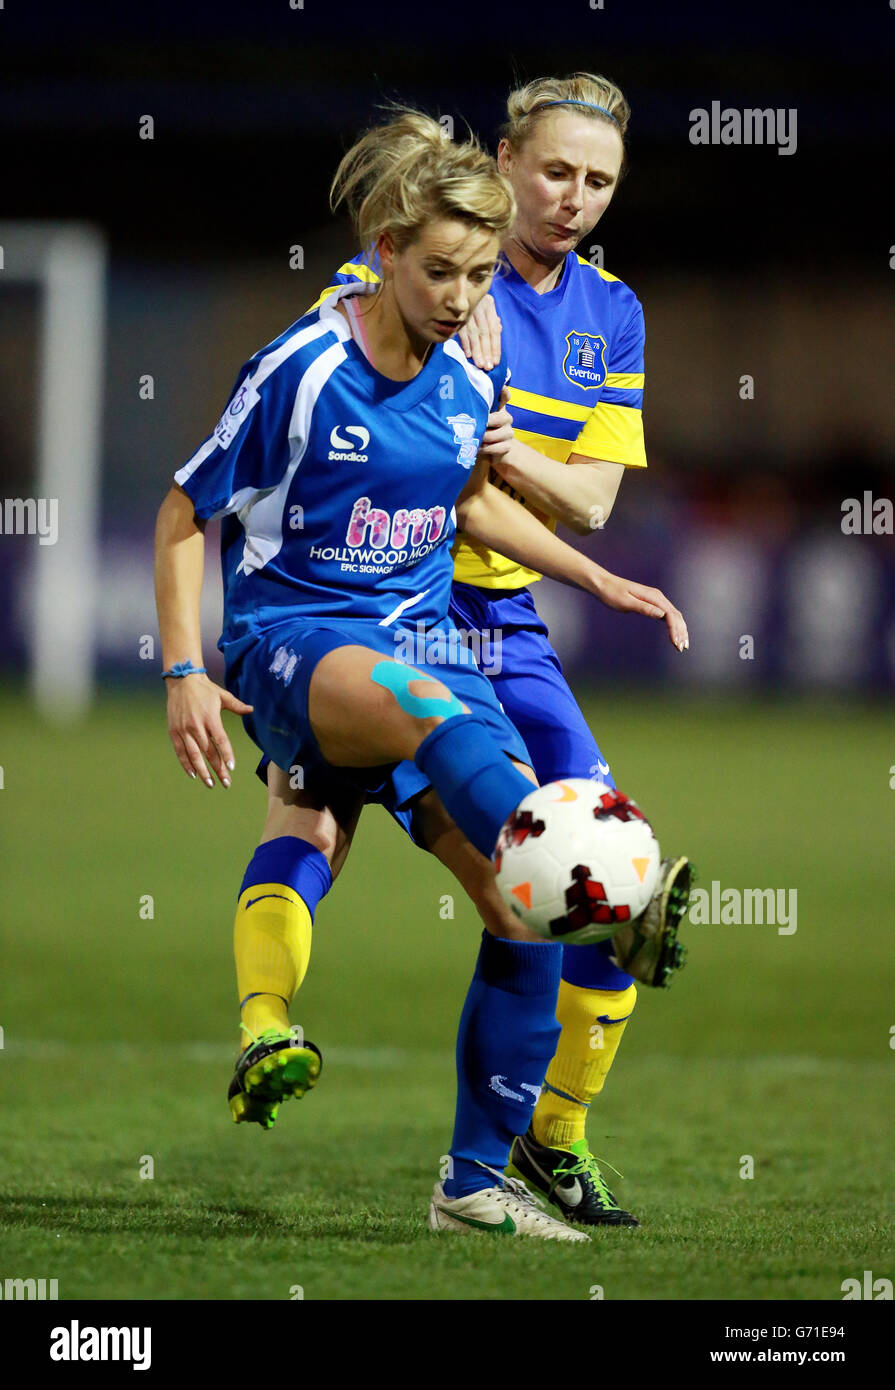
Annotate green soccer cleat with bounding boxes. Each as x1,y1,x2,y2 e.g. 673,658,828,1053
227,1028,322,1130
610,855,693,988
507,1126,639,1227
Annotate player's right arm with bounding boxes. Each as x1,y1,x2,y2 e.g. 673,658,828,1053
156,344,302,785
154,483,253,788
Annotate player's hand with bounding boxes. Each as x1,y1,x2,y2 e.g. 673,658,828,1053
591,570,690,652
165,674,253,787
478,387,514,461
458,293,501,370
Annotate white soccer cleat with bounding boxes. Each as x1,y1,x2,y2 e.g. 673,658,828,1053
428,1169,590,1242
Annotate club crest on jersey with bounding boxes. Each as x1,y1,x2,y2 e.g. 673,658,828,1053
562,332,608,390
446,413,480,469
213,378,261,449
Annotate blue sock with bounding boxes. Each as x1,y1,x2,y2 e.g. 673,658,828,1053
561,938,634,990
443,932,563,1198
414,714,535,858
238,835,332,913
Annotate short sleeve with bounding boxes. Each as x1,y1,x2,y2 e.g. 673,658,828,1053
174,361,297,520
571,298,647,468
486,353,511,406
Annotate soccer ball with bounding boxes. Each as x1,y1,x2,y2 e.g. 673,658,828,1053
493,779,660,944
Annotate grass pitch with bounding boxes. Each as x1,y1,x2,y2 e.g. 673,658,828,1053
0,689,892,1300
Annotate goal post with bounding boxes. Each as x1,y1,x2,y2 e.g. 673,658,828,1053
0,222,106,720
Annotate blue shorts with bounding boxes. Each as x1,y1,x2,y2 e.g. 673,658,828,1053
448,582,615,788
225,613,532,817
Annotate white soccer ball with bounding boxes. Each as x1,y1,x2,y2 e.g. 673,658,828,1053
493,779,660,944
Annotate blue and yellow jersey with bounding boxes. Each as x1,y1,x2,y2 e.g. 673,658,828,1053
317,249,646,588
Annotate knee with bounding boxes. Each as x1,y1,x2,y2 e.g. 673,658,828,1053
412,678,468,740
262,811,339,864
370,661,469,750
479,883,544,942
483,916,546,943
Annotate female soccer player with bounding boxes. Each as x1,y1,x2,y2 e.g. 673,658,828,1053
156,109,687,1241
275,75,692,1230
451,73,685,1229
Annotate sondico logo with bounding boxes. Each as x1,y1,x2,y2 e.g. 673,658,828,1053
329,425,370,462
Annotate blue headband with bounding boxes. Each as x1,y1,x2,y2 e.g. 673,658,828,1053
535,99,619,125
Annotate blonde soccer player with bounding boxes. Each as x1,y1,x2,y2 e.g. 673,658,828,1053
156,109,688,1239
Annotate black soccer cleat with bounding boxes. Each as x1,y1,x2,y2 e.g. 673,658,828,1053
507,1126,639,1227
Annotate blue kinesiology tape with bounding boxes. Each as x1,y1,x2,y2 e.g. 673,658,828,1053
370,660,466,720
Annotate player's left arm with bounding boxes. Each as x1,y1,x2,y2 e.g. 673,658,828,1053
455,460,687,651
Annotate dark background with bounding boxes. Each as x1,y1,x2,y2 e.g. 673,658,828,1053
4,1,890,266
1,0,893,690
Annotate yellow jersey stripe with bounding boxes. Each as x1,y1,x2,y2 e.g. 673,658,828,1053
512,422,647,469
574,254,620,283
574,402,647,468
336,260,381,284
507,380,642,425
508,386,591,423
308,283,342,311
512,428,577,462
308,262,381,312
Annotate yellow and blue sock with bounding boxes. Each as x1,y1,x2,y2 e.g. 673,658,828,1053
533,949,637,1150
234,836,331,1045
443,931,563,1198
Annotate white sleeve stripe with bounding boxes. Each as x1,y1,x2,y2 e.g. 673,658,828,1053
442,338,496,410
235,339,348,576
174,436,218,487
175,315,336,487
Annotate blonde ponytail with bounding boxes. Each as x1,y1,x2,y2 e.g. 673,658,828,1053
330,107,515,260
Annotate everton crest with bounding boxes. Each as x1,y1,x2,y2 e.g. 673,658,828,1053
562,332,608,391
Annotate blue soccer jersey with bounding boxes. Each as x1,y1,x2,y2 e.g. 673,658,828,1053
316,248,647,588
174,283,508,648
